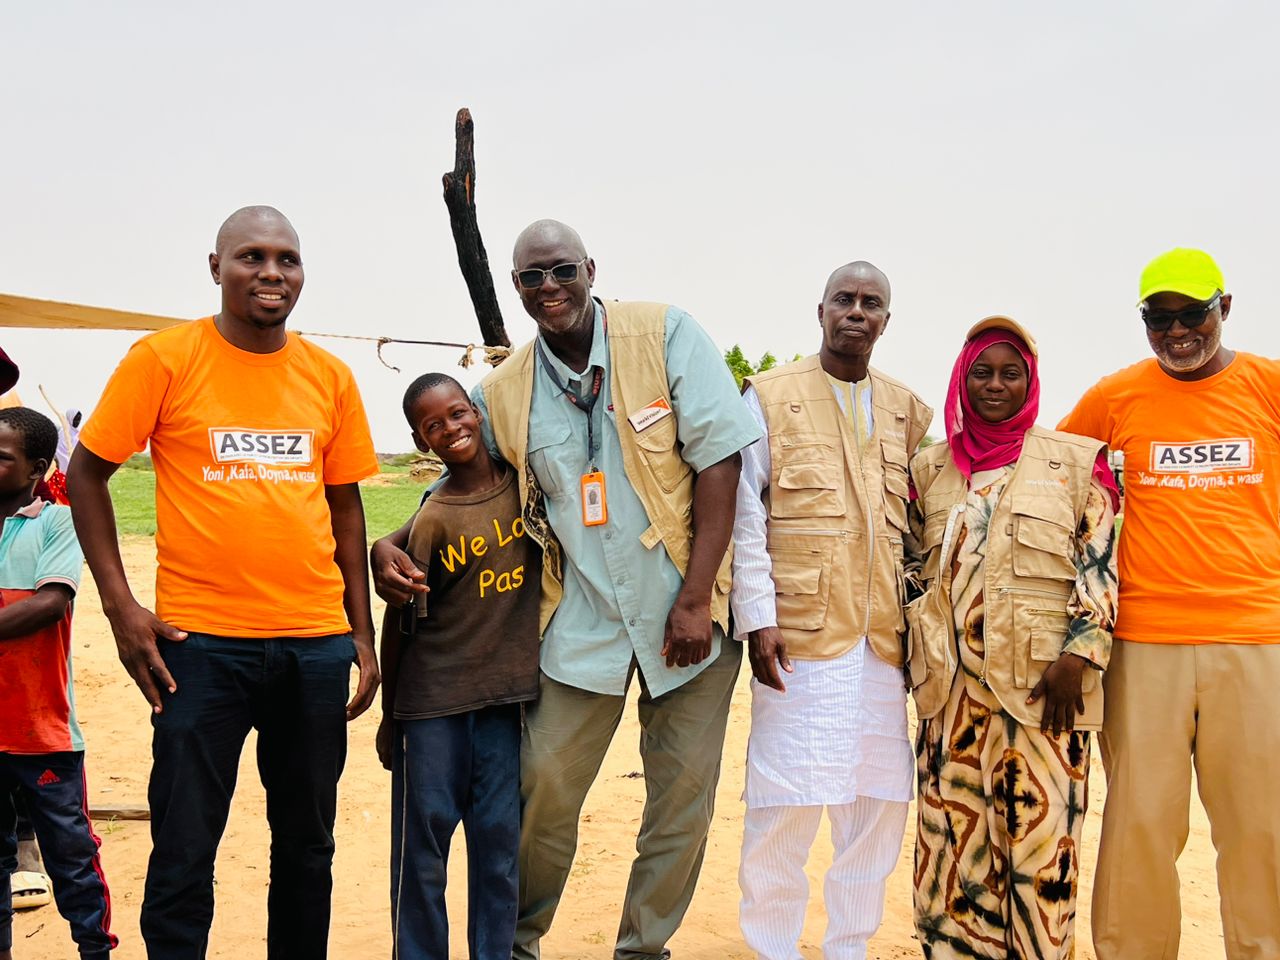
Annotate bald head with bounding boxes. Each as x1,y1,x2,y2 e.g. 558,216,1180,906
823,261,890,303
215,205,297,257
512,219,587,267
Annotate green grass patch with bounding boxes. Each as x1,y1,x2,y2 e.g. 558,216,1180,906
105,463,425,541
108,468,158,536
360,477,426,539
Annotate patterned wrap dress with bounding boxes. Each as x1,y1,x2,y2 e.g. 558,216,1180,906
910,465,1118,959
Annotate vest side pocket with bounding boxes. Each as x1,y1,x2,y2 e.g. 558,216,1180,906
769,545,834,631
905,588,951,719
1011,597,1072,688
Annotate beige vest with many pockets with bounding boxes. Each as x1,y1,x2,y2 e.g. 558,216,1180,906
480,300,733,636
907,426,1107,728
747,356,932,664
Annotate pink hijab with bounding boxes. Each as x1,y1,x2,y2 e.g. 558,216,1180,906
945,329,1040,479
944,326,1121,510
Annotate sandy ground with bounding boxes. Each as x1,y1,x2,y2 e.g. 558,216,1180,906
12,536,1226,959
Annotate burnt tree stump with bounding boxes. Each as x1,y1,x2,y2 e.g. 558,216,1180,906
442,108,509,351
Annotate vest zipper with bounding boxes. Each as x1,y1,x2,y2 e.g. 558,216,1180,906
851,432,877,639
937,502,966,684
773,527,849,540
996,586,1066,599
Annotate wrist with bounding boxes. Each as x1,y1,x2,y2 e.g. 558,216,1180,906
101,593,142,622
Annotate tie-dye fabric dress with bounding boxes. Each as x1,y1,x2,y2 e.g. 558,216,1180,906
911,466,1118,959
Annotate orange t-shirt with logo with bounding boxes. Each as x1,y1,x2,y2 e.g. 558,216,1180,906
1059,352,1280,644
80,317,378,638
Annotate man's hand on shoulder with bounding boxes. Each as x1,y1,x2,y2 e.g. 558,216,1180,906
662,592,713,668
106,601,187,714
747,625,792,692
347,630,381,721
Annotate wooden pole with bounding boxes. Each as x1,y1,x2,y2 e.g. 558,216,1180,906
442,108,510,351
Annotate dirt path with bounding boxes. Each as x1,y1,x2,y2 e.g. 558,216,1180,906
12,537,1225,958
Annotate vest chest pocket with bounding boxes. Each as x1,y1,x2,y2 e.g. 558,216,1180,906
919,509,950,584
879,438,911,531
773,460,844,518
769,546,834,631
633,415,691,493
1010,496,1077,581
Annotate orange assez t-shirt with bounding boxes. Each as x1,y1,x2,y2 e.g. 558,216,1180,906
80,317,379,638
1059,352,1280,644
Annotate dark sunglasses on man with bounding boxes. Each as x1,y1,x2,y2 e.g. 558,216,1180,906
514,258,588,290
1140,292,1222,332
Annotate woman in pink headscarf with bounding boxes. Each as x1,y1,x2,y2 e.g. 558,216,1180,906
904,316,1120,959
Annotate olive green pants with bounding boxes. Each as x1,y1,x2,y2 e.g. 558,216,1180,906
513,639,740,960
1093,640,1280,960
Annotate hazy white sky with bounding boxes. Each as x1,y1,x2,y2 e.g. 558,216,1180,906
3,1,1277,450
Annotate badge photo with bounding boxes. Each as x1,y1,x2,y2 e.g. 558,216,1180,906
581,471,608,526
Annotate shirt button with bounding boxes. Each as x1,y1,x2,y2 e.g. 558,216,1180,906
628,618,636,626
604,531,613,540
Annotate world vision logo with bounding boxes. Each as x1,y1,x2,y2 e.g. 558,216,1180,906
208,429,315,465
1149,438,1253,474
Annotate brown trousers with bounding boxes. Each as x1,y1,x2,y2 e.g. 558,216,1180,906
1093,640,1280,959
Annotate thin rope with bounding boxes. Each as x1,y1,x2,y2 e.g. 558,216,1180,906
295,331,511,372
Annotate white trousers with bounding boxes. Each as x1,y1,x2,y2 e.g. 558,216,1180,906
738,797,907,960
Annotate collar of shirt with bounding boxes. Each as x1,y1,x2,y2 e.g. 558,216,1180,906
535,300,609,393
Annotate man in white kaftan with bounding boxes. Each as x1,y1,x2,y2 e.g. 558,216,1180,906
731,261,932,959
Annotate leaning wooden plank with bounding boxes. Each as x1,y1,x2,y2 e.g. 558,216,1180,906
0,293,183,331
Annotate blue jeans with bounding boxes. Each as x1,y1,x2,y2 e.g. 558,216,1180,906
390,704,522,960
141,632,354,960
0,751,115,959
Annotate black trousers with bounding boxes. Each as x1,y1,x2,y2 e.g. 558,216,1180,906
1,751,115,958
140,632,354,960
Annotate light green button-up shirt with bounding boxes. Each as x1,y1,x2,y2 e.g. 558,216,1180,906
472,301,760,697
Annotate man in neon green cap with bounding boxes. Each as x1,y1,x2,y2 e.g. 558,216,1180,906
1060,248,1280,959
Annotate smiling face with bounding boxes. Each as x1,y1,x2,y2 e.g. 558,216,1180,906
511,220,595,339
410,383,485,466
818,263,890,365
209,209,303,330
1143,290,1231,378
966,341,1029,423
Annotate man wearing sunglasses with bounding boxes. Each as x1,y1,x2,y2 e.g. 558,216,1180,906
1060,248,1280,959
373,219,760,960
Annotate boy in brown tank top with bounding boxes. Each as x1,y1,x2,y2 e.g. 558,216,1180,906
375,373,541,960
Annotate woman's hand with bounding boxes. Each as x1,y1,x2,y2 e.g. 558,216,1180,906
1027,652,1089,736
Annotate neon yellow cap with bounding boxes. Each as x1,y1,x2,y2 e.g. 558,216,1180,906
1138,248,1225,305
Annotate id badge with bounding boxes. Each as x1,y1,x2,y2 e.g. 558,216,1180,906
581,471,608,526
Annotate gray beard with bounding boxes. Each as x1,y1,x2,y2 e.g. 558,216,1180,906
1156,325,1222,373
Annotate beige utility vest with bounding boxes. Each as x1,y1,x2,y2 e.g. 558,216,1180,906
480,301,733,636
747,356,932,665
907,426,1107,729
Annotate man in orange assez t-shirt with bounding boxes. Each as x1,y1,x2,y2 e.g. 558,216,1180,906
1059,248,1280,960
66,206,381,960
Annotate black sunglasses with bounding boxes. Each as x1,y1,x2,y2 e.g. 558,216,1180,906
1140,293,1222,333
514,258,587,290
